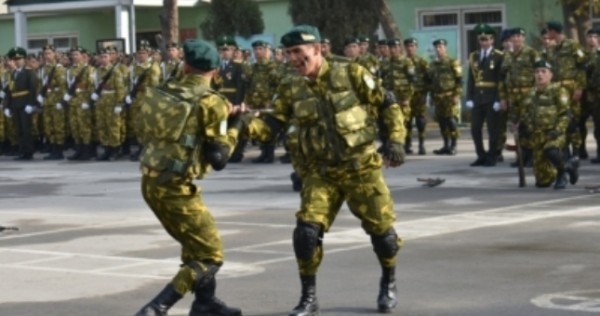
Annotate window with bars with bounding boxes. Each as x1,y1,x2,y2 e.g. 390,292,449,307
422,13,458,27
27,34,78,52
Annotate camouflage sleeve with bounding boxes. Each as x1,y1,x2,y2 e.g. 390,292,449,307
150,63,161,87
348,63,405,144
453,59,463,96
247,77,293,143
114,68,125,102
556,87,570,133
574,43,587,88
200,93,238,150
55,66,67,94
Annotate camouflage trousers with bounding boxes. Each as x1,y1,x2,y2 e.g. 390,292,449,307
296,155,402,275
562,83,582,151
0,106,4,141
43,95,67,145
432,93,460,139
141,175,224,295
531,131,566,186
94,96,123,147
508,90,534,149
68,96,94,144
408,91,427,139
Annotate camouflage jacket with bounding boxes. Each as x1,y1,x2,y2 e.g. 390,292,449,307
39,62,67,104
381,56,415,103
161,59,184,83
547,38,586,87
248,59,405,172
426,56,463,96
356,52,380,76
499,45,540,100
522,83,570,134
407,55,429,93
243,60,278,109
65,63,95,105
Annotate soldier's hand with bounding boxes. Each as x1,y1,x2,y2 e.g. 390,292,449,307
547,130,561,140
125,95,133,105
24,105,34,114
573,89,582,102
63,93,72,102
3,108,11,118
36,94,44,104
55,103,63,111
465,100,474,109
91,93,99,101
114,106,123,114
81,103,90,110
0,90,5,99
382,141,405,168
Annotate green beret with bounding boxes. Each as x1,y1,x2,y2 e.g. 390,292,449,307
280,24,321,48
534,60,552,70
512,27,526,36
137,39,151,52
251,40,270,48
166,42,179,49
98,48,111,55
183,39,220,71
81,48,90,55
586,28,600,36
546,21,563,33
357,35,370,43
432,39,447,46
7,47,26,59
42,44,56,52
344,37,360,46
387,38,401,46
377,39,388,45
69,46,84,53
403,37,418,45
474,23,495,37
499,29,512,42
321,37,331,44
216,35,237,48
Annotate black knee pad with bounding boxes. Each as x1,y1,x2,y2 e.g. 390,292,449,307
371,228,400,259
187,261,221,291
544,147,562,167
416,117,427,132
293,221,322,261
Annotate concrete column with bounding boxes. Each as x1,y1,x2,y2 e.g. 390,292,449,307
115,4,131,54
14,10,27,48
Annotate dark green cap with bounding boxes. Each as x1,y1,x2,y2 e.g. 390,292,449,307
533,60,552,70
512,27,526,36
280,25,321,48
251,40,270,48
183,39,220,71
474,23,495,37
357,35,370,43
500,29,512,42
98,48,111,55
42,44,56,52
7,47,26,59
586,28,600,36
344,37,360,46
69,46,84,53
166,42,179,49
433,38,447,46
321,37,331,44
377,39,388,45
404,37,418,45
137,39,151,52
387,38,401,46
546,21,563,33
216,35,237,48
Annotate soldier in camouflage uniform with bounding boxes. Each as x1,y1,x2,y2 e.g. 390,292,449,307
244,40,279,163
321,37,350,65
91,48,125,161
1,57,19,155
545,21,587,161
161,42,184,83
579,28,600,160
64,46,96,161
539,29,556,61
466,24,504,167
343,37,361,60
246,25,405,316
124,40,161,161
37,44,67,160
427,39,463,155
500,27,541,168
585,28,600,163
404,37,429,155
520,60,578,189
134,39,242,316
356,35,380,76
382,38,415,153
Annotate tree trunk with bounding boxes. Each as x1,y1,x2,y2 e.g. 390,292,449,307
561,0,590,44
373,0,401,39
159,0,179,53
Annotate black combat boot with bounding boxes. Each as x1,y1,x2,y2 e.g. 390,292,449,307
43,144,56,160
44,144,64,160
78,144,94,161
189,278,242,316
554,168,568,190
67,144,83,160
121,138,132,156
252,144,275,163
433,137,449,155
377,266,397,314
404,138,413,154
448,138,457,155
97,146,112,161
134,283,183,316
289,275,319,316
131,145,143,162
290,172,302,192
228,139,247,163
417,136,426,155
578,144,588,160
566,156,580,185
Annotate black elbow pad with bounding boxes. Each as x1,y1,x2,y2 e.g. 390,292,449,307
204,142,231,171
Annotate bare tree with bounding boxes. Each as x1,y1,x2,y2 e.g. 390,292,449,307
372,0,402,39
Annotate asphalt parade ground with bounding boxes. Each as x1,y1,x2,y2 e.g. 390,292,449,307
1,135,599,316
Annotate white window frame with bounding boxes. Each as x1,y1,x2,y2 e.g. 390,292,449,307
416,4,506,63
27,32,79,53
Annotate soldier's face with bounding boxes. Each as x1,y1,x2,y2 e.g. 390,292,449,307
344,43,359,59
586,34,599,48
541,35,554,48
359,42,369,54
535,68,552,85
71,51,82,64
284,43,322,77
321,43,331,56
510,34,524,49
378,45,390,57
43,49,55,63
100,54,110,66
274,50,284,63
435,44,446,57
168,47,179,59
405,43,417,56
219,47,233,60
136,50,149,63
389,45,402,57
